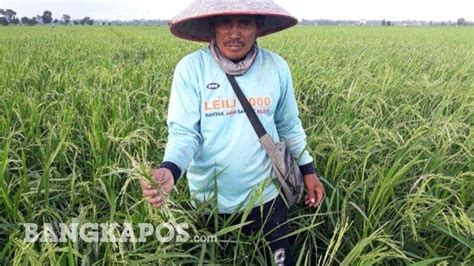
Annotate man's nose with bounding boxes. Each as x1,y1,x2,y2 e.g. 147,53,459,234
228,22,241,38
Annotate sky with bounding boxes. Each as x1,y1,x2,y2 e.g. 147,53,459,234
1,0,473,22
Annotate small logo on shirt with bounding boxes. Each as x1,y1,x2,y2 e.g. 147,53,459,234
206,83,220,90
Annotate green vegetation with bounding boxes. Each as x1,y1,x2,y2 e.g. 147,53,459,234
0,26,473,265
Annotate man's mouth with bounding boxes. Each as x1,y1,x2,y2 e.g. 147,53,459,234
224,40,244,48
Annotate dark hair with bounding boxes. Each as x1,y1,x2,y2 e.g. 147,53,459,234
209,15,265,29
256,15,265,28
209,15,265,38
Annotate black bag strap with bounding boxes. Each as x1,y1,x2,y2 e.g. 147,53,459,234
226,74,267,138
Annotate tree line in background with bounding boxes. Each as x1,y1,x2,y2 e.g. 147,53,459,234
0,8,471,27
0,8,170,26
0,9,94,26
301,18,472,26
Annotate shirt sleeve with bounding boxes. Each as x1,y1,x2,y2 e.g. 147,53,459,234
162,58,202,177
274,60,314,167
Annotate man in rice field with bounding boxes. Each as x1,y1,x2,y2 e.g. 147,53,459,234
139,0,324,264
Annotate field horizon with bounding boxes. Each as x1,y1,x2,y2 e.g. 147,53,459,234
0,26,472,265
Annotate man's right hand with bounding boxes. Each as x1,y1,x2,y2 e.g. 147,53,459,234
139,168,175,208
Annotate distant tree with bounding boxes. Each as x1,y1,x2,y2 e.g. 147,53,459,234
0,17,8,26
22,17,38,26
5,9,17,23
73,20,79,25
387,21,392,26
80,17,93,25
53,18,58,24
12,17,20,25
62,14,71,25
0,9,10,26
21,16,29,24
42,10,53,24
457,18,466,26
36,15,43,24
0,9,5,25
382,19,386,26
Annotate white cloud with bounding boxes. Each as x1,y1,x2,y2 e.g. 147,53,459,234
2,0,473,21
274,0,474,21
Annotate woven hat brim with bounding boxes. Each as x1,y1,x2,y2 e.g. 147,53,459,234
169,11,298,42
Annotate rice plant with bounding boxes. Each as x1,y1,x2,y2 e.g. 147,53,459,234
0,25,472,265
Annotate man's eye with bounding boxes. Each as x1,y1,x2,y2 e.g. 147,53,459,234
218,19,231,25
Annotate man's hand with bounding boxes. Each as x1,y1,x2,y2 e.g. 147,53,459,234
139,168,175,208
303,173,325,208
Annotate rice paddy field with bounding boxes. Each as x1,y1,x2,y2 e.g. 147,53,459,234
0,25,473,265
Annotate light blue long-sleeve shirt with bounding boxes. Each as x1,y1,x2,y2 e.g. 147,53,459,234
163,46,313,214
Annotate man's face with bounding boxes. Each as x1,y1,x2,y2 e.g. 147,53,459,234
213,15,259,61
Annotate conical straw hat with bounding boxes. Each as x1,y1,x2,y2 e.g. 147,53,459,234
169,0,298,42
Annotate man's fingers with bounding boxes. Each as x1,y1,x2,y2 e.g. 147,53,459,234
314,186,324,207
304,194,312,205
304,190,316,207
150,196,164,208
152,170,170,183
153,174,165,183
304,181,325,208
148,196,162,205
143,189,158,198
139,179,152,190
142,168,175,209
154,175,173,190
307,187,316,205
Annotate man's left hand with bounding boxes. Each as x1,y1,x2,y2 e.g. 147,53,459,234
303,173,325,208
